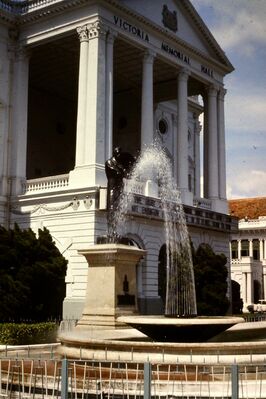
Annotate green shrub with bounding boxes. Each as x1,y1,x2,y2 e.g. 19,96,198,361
0,322,58,345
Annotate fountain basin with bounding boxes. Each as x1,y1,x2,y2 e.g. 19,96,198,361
117,315,245,342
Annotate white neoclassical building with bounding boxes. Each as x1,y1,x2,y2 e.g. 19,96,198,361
0,0,237,318
230,198,266,312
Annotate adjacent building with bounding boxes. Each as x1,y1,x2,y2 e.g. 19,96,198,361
230,198,266,311
0,0,237,319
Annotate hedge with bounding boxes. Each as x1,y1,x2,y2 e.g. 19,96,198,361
0,322,58,345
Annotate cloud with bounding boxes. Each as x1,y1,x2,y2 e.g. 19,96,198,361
191,0,266,56
227,170,266,199
225,92,266,133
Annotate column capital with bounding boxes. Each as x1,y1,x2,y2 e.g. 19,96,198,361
107,30,117,45
178,68,190,82
143,49,156,63
207,84,219,97
87,20,108,40
77,25,89,42
218,86,227,100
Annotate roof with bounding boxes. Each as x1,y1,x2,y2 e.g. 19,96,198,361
229,198,266,220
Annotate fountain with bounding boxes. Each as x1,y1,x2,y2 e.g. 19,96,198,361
59,143,266,362
110,143,243,341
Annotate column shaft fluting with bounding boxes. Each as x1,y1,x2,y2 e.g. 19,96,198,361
75,26,89,167
85,20,107,169
105,32,116,160
176,69,189,191
141,50,155,150
206,86,219,199
217,88,227,199
11,46,30,194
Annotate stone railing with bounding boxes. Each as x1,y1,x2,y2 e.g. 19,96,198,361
124,179,145,196
23,174,69,194
0,0,61,14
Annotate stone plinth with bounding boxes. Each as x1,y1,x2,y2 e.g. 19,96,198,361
76,243,146,329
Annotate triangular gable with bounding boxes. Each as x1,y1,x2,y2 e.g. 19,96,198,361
119,0,233,73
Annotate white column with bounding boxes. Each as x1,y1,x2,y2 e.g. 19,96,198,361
242,272,247,304
206,85,219,199
141,50,155,150
217,88,227,200
264,239,266,260
259,239,264,261
176,69,190,193
10,46,30,195
249,239,253,258
105,31,116,160
263,268,266,297
194,121,201,197
203,93,209,198
238,240,241,259
75,25,89,167
246,272,252,305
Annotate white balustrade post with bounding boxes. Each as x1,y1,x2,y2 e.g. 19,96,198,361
141,50,155,150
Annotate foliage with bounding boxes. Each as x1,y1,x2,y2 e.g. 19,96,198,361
0,224,67,322
0,322,58,345
192,243,230,316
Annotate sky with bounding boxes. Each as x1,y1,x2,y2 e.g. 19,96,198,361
190,0,266,199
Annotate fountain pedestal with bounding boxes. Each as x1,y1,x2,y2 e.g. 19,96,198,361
76,243,146,329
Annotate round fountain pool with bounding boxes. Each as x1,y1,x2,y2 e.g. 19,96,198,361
117,315,245,342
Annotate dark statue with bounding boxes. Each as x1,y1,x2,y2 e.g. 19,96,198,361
104,147,135,241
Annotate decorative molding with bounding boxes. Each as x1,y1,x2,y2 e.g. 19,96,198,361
11,198,80,215
84,196,93,209
77,24,88,42
162,4,178,33
87,20,108,40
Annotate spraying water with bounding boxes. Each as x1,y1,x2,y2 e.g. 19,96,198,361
112,142,197,317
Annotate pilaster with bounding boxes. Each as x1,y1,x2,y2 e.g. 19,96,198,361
10,45,30,195
194,120,201,197
69,20,108,189
141,50,155,150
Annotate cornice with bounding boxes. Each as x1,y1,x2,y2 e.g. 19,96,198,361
180,0,234,73
0,0,234,75
104,0,234,75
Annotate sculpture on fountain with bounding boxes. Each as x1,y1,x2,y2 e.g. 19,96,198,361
104,147,135,242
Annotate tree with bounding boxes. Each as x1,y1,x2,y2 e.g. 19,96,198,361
192,243,230,316
0,225,67,322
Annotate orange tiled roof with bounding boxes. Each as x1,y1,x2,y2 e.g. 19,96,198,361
229,197,266,220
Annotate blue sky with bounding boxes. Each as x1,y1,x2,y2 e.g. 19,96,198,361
190,0,266,199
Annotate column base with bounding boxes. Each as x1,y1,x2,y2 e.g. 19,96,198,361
69,165,106,189
179,190,193,206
